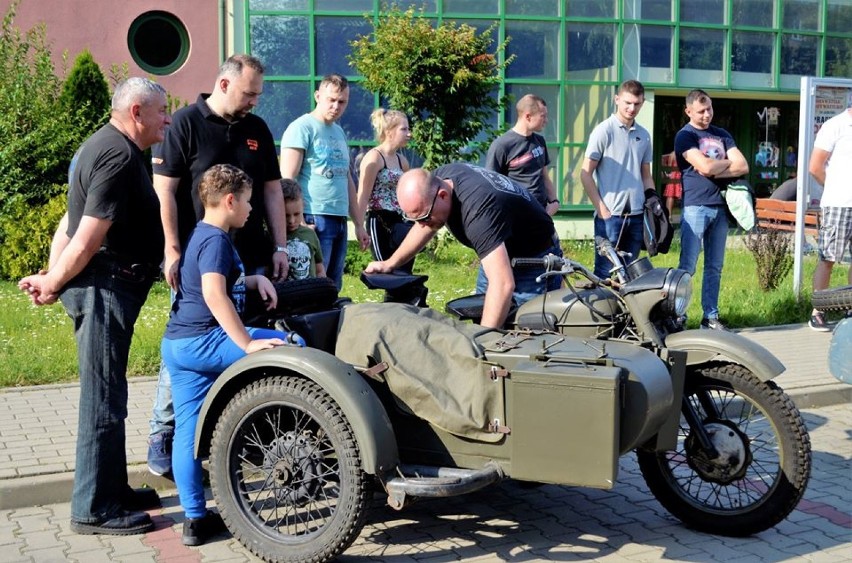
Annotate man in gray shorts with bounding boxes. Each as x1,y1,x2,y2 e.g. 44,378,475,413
808,106,852,331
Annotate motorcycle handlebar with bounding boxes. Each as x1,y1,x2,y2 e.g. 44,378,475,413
511,255,562,269
511,254,607,286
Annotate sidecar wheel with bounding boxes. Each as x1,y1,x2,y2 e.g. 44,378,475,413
812,284,852,313
209,376,367,563
637,363,811,536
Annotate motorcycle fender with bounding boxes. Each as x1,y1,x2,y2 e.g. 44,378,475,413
829,317,852,384
194,346,399,475
665,329,785,381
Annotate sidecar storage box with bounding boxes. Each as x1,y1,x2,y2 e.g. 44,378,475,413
506,358,623,488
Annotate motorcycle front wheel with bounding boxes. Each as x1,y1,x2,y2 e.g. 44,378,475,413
209,375,367,563
637,363,811,536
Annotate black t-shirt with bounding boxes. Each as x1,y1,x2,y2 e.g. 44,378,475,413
66,123,163,266
151,94,281,270
484,130,551,208
436,163,556,258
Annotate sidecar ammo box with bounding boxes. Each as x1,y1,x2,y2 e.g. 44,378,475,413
477,332,625,488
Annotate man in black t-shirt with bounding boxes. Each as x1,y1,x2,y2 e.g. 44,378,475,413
485,94,559,215
365,163,561,328
19,78,170,536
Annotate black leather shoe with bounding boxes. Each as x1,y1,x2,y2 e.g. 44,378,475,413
182,511,227,546
121,486,161,510
71,510,154,536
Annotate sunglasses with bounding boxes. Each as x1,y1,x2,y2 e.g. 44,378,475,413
404,188,440,223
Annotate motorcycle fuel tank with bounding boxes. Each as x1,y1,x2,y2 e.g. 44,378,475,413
514,286,622,338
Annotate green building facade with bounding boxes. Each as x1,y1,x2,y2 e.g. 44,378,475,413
232,0,852,230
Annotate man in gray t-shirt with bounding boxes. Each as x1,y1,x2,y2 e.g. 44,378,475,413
580,79,654,277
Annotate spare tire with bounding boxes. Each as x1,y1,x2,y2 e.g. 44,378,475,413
245,277,339,321
812,284,852,313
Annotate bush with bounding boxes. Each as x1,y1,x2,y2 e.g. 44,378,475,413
344,241,373,275
59,49,111,133
349,5,513,168
744,228,794,291
0,193,66,280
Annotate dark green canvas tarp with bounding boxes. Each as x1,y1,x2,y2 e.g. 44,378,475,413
335,303,507,442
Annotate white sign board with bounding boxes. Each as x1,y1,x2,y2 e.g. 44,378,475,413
794,77,852,296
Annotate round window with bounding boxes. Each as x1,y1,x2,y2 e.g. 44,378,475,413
128,11,189,75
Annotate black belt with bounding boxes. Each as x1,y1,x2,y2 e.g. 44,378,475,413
91,250,161,282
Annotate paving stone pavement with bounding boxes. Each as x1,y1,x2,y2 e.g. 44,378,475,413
0,322,850,561
0,403,849,562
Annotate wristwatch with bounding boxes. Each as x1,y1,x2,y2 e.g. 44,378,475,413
548,199,560,205
274,245,289,253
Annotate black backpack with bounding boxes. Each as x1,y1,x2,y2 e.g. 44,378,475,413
641,189,673,256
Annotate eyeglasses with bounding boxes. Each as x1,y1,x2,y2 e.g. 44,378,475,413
404,188,440,223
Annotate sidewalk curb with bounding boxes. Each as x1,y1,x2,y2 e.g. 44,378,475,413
1,386,847,511
0,463,176,511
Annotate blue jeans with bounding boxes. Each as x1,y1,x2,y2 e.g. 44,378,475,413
475,237,563,306
593,214,644,278
61,259,154,523
678,204,729,320
162,326,287,518
149,290,176,438
305,214,348,291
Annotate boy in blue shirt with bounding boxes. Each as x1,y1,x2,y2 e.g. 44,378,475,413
161,164,303,546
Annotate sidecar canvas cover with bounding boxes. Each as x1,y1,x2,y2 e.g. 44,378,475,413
336,303,509,442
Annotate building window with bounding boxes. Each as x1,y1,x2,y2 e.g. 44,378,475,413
566,23,617,80
127,12,189,75
505,20,560,79
680,0,724,24
732,31,774,87
732,0,775,27
679,27,725,86
825,37,852,78
783,0,821,31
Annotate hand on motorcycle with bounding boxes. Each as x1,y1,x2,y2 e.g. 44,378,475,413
270,251,289,282
245,338,286,353
364,260,392,274
249,275,278,310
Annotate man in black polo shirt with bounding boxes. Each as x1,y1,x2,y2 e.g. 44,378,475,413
146,54,287,476
365,163,561,328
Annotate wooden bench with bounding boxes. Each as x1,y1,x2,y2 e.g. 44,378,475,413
754,198,820,237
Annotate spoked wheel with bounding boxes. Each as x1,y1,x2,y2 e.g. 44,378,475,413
209,376,367,563
637,363,811,536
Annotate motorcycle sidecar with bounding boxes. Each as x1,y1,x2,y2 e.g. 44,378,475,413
192,302,680,563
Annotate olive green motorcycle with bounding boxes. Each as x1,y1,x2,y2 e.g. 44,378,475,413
189,240,810,562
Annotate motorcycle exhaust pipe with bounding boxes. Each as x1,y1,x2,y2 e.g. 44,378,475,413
384,462,505,509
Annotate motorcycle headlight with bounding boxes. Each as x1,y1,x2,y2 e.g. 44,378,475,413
663,270,693,317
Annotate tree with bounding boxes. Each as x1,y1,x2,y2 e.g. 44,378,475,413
59,49,111,132
349,6,512,168
0,0,90,210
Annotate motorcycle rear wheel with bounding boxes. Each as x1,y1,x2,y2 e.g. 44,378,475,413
209,375,367,563
637,363,811,536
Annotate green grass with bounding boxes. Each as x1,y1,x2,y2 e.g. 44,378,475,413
1,235,846,387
